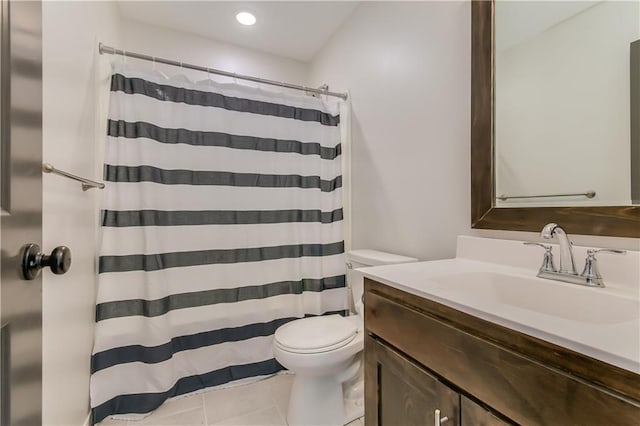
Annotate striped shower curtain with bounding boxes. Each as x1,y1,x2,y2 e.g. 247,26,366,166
90,62,347,423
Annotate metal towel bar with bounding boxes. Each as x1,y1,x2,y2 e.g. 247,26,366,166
497,191,596,201
42,163,105,191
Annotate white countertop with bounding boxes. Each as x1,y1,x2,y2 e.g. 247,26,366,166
361,236,640,373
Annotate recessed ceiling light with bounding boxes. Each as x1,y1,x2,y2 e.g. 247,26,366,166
236,12,256,26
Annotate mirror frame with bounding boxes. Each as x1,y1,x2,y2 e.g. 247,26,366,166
471,0,640,238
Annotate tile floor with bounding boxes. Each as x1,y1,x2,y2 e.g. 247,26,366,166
98,373,364,426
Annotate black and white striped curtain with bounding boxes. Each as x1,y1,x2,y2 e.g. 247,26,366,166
90,63,347,423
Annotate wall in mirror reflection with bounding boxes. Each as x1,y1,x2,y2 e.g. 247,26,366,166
495,0,640,207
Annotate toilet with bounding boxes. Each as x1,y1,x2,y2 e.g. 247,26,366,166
273,249,418,425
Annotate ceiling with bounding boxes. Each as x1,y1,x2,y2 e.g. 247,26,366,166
116,1,360,62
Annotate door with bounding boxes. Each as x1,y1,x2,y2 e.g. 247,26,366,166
461,397,513,426
365,335,460,426
0,0,43,425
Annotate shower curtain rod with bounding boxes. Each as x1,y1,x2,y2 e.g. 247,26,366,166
99,43,348,100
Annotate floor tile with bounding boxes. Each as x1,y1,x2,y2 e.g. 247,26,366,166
99,374,358,426
211,406,285,426
97,417,129,426
139,407,206,426
267,373,294,418
203,377,276,424
144,393,204,421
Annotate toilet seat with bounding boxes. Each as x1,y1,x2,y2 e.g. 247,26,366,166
274,314,358,354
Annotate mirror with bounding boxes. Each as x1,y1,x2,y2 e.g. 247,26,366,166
494,1,640,208
471,0,640,237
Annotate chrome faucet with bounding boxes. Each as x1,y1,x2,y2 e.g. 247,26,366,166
525,223,625,287
540,223,576,274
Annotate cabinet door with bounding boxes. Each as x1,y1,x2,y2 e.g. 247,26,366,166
365,335,460,426
461,397,512,426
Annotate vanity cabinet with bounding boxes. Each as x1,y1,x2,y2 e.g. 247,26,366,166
364,278,640,426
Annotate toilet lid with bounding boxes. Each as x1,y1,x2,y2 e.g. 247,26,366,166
274,315,358,354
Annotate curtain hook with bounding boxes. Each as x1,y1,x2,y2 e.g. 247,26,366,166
233,72,238,85
152,56,156,70
123,49,127,64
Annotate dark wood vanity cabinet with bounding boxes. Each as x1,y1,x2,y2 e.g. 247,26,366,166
364,278,640,426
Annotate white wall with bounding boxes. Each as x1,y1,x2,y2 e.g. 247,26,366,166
119,17,309,87
42,1,120,425
495,1,639,207
309,2,471,260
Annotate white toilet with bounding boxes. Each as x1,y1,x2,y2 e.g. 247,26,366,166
273,249,418,426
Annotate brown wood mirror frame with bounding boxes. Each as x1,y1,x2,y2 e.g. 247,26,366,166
471,0,640,238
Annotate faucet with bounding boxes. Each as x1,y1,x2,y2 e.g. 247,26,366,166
525,223,626,287
540,223,576,274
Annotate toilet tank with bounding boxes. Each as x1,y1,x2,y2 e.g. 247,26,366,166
347,250,418,314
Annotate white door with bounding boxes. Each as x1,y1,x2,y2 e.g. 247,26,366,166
1,1,43,424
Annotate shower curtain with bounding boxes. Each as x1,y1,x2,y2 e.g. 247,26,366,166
90,62,347,423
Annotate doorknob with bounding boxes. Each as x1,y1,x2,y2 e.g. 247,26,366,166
19,243,71,280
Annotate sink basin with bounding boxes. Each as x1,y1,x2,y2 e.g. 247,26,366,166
431,271,639,324
360,236,640,373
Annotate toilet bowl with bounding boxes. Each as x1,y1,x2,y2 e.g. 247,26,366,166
273,249,418,426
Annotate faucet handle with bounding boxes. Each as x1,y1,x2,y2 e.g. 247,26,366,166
524,242,556,273
580,249,626,287
586,248,626,256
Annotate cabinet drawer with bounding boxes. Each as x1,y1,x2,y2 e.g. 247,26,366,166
365,290,640,425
